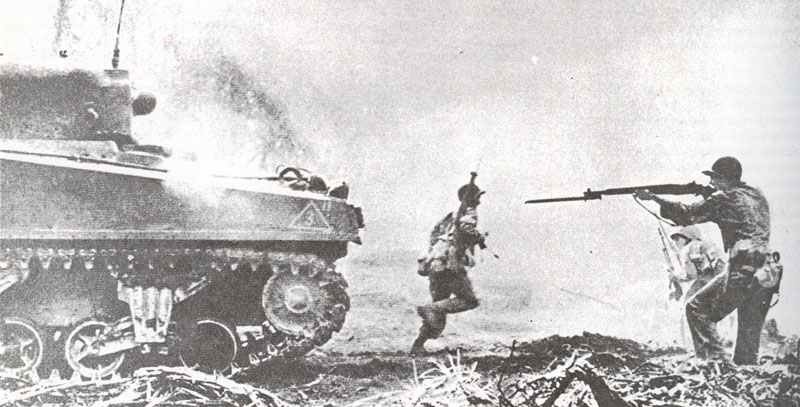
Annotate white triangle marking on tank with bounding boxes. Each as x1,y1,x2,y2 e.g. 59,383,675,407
289,202,331,230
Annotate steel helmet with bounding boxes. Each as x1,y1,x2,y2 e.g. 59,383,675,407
457,184,485,202
670,225,703,242
457,171,485,202
702,156,742,181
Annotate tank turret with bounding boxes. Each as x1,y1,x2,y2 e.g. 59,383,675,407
0,67,155,146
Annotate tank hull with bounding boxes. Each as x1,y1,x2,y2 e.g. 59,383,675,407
0,151,362,243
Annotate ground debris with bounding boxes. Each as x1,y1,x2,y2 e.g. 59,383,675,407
0,366,290,406
346,351,498,407
4,332,796,406
505,332,678,372
497,333,800,407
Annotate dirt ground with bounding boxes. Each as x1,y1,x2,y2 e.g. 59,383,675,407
233,252,797,406
2,250,795,406
239,251,528,405
242,333,797,406
242,347,506,406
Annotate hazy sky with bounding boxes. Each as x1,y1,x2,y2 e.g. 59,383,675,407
2,0,799,337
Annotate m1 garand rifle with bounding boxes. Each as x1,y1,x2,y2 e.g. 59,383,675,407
524,182,715,204
657,222,691,348
657,223,684,301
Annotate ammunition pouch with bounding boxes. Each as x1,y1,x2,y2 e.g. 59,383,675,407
417,258,430,276
755,251,783,290
729,240,783,290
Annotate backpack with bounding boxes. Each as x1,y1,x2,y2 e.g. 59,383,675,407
417,237,450,276
417,212,457,276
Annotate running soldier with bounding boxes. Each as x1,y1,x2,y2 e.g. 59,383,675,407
635,156,781,364
411,172,487,355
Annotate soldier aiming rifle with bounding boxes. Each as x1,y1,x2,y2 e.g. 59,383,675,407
635,157,782,364
525,156,784,364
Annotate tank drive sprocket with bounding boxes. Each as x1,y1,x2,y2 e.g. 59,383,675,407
261,252,349,358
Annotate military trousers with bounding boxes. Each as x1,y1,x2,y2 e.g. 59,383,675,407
686,253,774,364
418,269,479,339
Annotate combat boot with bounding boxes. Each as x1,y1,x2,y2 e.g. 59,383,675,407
410,335,427,355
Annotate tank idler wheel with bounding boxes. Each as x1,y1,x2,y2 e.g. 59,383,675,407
178,318,239,374
0,317,44,377
262,253,350,357
64,319,125,379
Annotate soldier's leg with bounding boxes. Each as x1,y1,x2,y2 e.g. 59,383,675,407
686,275,728,358
733,287,773,365
413,273,452,353
429,271,479,314
725,246,772,364
687,243,760,359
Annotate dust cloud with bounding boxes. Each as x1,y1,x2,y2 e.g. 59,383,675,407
1,1,799,342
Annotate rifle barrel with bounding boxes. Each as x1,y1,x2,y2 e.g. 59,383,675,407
524,182,714,205
524,195,596,204
598,183,705,196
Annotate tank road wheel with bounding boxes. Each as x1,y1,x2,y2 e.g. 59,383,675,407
178,319,239,374
262,253,350,357
0,317,44,377
64,319,124,379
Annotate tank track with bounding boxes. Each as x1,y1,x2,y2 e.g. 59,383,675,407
0,245,350,375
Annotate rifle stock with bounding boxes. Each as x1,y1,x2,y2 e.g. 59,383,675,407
524,182,714,204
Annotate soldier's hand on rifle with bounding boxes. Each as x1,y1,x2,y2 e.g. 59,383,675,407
668,278,684,301
633,189,656,201
478,232,488,249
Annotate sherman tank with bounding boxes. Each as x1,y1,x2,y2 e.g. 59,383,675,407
0,63,363,379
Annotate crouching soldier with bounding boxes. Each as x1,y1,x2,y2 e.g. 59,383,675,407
668,225,731,356
411,172,487,355
669,225,726,302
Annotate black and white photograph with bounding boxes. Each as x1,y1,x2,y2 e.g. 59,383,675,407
1,1,799,405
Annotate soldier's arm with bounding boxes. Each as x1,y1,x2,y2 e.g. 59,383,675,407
657,192,725,226
457,208,484,245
